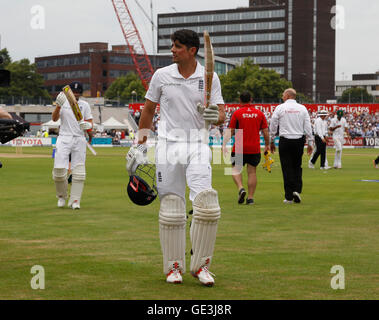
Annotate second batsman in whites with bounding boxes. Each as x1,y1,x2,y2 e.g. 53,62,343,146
52,82,93,210
127,29,225,286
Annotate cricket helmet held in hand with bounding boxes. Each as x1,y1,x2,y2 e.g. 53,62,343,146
127,164,157,206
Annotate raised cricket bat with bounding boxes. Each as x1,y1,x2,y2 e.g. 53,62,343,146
203,31,215,144
204,31,214,109
63,85,84,121
62,85,97,156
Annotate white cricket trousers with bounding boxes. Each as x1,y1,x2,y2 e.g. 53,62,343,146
155,141,213,202
333,137,344,168
54,135,87,169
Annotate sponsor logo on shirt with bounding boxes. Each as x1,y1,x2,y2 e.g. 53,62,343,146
285,110,300,114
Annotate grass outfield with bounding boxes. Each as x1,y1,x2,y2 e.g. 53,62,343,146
0,146,378,300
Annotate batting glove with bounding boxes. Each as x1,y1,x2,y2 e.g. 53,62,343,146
197,103,219,124
55,92,67,107
79,119,92,131
126,144,148,176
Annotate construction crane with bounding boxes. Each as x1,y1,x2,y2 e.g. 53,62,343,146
111,0,155,90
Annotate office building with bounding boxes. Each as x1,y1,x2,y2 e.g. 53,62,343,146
157,0,336,102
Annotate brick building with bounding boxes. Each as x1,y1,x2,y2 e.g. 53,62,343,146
35,42,172,98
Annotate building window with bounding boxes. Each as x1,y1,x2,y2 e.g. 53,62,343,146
213,24,226,32
227,35,240,43
227,12,240,20
158,17,171,24
227,24,240,32
213,13,226,21
241,11,255,19
271,9,285,18
227,47,241,54
172,16,185,24
199,15,212,22
186,15,199,23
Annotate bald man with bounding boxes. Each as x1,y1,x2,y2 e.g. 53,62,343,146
269,89,314,204
0,107,12,119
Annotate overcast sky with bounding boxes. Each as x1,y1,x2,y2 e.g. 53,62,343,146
0,0,378,81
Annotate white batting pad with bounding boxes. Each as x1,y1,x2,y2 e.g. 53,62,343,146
68,164,86,206
159,194,187,274
52,168,68,199
190,189,221,273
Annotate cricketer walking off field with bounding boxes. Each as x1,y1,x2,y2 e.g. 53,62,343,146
127,29,225,286
52,82,93,210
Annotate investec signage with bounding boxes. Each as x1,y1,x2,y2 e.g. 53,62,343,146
364,137,379,147
10,138,52,147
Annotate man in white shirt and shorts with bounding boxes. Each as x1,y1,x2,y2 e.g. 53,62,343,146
127,29,225,286
52,82,93,210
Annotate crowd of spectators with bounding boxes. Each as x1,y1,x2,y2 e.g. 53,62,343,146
222,110,379,139
307,111,379,138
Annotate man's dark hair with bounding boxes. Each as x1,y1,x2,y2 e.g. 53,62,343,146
171,29,200,55
240,91,252,104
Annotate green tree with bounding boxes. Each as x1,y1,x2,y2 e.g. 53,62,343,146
219,58,293,102
0,48,12,66
105,72,146,102
338,87,374,103
0,48,51,101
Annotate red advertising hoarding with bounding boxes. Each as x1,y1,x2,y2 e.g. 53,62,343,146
129,103,379,115
326,137,364,147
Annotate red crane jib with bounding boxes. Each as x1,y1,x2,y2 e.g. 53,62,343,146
111,0,155,90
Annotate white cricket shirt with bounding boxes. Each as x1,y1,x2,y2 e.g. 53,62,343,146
269,99,313,141
145,61,224,142
329,116,348,138
59,98,93,137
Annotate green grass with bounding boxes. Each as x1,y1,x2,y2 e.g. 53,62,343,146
0,146,378,299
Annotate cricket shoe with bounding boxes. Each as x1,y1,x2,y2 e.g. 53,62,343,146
238,188,246,204
283,199,293,204
57,198,66,208
321,166,331,170
191,266,215,287
246,198,254,205
166,265,182,284
293,192,301,203
308,160,315,169
69,200,80,210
